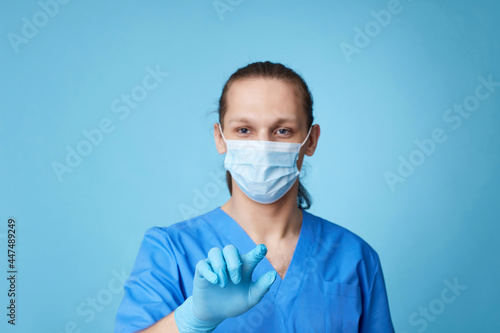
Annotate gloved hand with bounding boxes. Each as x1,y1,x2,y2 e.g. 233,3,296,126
174,244,277,333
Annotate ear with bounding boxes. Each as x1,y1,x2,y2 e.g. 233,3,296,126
304,124,320,157
214,123,227,154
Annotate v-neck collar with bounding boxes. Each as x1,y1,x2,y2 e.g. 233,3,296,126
209,206,314,298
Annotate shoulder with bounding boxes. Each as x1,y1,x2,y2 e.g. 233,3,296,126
304,210,381,266
142,207,221,245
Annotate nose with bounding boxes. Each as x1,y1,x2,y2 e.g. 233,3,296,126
256,129,273,141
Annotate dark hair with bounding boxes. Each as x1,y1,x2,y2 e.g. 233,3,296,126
217,61,314,210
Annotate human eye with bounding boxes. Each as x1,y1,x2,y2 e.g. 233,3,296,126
276,128,292,136
237,127,250,135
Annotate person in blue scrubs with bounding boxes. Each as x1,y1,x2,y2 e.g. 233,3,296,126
114,61,395,333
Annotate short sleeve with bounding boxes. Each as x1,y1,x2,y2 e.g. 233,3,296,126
114,227,184,333
359,257,395,333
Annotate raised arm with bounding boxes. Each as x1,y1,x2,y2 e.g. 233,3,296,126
172,244,277,332
114,227,276,333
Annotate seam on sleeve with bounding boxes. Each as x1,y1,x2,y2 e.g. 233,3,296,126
366,256,380,297
157,227,190,304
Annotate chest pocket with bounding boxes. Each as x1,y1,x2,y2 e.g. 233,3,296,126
323,282,362,332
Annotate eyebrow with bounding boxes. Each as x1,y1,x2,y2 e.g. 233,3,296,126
227,116,298,125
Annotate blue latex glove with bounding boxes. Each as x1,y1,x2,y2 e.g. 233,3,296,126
174,244,277,333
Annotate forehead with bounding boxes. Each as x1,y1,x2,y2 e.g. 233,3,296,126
224,78,304,125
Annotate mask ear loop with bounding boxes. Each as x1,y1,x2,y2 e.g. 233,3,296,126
218,123,227,143
300,125,313,148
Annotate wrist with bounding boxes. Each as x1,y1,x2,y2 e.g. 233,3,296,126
174,296,221,333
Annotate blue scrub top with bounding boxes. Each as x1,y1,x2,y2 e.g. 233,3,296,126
114,207,395,332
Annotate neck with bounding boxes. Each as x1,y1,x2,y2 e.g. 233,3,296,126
220,181,303,245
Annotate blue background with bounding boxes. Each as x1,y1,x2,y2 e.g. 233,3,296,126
1,0,499,332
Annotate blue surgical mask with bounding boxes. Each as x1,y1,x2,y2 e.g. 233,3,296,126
218,124,313,204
